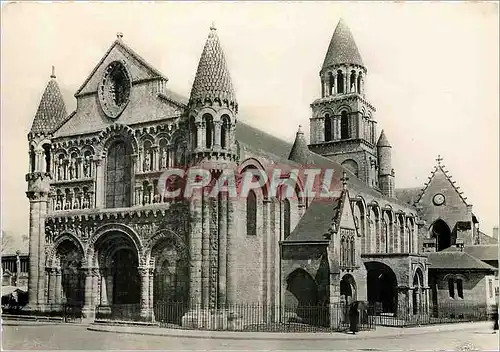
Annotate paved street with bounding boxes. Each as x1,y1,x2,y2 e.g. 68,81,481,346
2,321,499,351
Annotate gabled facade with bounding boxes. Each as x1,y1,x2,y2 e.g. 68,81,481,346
24,20,496,328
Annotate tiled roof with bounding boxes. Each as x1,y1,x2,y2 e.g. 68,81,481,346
288,126,310,164
30,73,67,134
285,196,342,242
377,130,391,147
189,26,237,108
322,18,364,70
234,121,417,210
427,250,497,271
395,187,422,206
477,231,498,245
463,245,499,262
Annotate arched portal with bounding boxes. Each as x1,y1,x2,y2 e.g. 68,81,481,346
365,261,398,314
94,231,141,315
151,236,189,324
430,219,452,251
286,269,318,307
412,268,424,315
56,239,85,306
340,274,357,306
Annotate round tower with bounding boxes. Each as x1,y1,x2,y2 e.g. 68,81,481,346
377,130,394,197
26,66,67,310
187,24,238,168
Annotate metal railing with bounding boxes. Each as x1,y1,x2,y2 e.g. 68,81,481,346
1,303,83,323
95,302,375,332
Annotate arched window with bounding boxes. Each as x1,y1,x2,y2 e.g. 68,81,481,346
190,118,197,150
337,70,344,94
357,73,363,93
246,190,257,236
456,279,463,299
29,145,36,173
106,141,132,208
341,159,359,178
324,114,332,141
448,278,455,298
42,144,51,173
328,72,334,95
350,71,356,92
204,114,214,149
221,115,230,149
341,111,349,139
283,199,291,239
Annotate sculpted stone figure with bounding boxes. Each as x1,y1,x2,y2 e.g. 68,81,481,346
160,149,167,169
143,153,151,172
83,156,91,177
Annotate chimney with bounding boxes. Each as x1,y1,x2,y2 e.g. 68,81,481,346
493,226,499,241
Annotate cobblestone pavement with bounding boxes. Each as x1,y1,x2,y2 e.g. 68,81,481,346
2,321,499,351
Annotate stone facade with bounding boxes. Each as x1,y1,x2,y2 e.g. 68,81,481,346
25,20,497,327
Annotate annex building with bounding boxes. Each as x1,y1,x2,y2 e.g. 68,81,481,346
25,19,498,327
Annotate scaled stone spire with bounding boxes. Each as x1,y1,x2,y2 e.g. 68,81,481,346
288,125,310,164
322,18,364,70
189,25,237,109
377,129,391,147
30,66,67,135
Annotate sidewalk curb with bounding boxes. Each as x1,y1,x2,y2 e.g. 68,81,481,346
86,321,491,341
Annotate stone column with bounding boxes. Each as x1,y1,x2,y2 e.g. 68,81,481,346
226,197,237,307
91,268,100,306
139,266,150,320
47,268,56,306
27,200,40,309
201,192,210,308
218,192,227,308
263,198,272,322
329,272,341,328
397,286,410,318
94,157,104,208
100,269,108,306
189,191,202,307
54,267,62,305
149,267,155,321
106,273,113,305
214,120,222,150
82,267,94,318
200,121,206,151
195,122,203,151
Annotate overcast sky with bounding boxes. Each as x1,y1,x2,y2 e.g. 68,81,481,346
1,2,498,236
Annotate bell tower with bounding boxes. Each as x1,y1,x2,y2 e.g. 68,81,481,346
309,19,379,188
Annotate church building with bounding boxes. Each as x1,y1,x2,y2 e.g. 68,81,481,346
25,19,497,327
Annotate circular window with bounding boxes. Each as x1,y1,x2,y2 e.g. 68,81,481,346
98,61,131,119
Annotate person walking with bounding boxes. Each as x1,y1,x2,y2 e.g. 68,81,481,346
492,304,499,333
348,302,359,334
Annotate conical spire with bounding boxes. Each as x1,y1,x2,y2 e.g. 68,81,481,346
322,18,364,70
288,125,310,164
30,67,67,134
189,25,237,109
377,130,391,147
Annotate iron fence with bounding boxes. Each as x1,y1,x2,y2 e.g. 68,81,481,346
95,302,375,332
369,301,491,327
1,303,83,323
